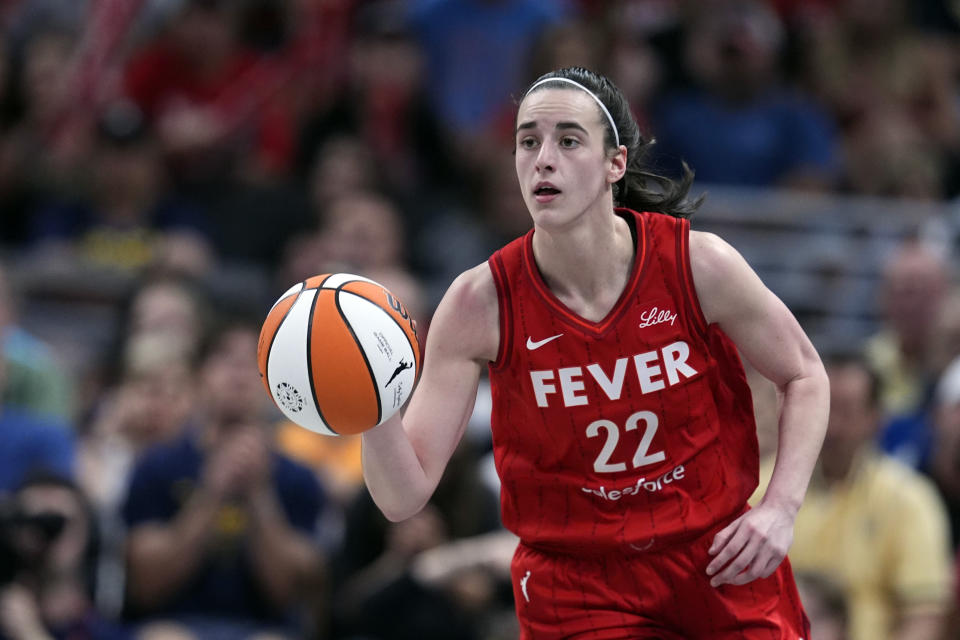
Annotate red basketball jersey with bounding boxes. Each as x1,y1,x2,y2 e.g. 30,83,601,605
487,209,759,553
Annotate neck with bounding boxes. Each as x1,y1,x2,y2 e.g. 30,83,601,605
531,206,634,321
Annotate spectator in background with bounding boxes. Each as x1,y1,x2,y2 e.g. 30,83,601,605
0,29,28,242
120,274,211,362
409,0,569,148
484,15,613,145
652,0,838,189
754,353,953,640
0,474,127,640
605,23,663,136
926,357,960,549
0,24,90,215
416,153,533,309
79,330,195,520
865,241,949,417
881,288,960,470
282,191,426,323
332,439,501,640
304,135,381,210
798,0,959,198
0,262,72,422
0,342,74,495
77,330,196,622
122,0,296,191
0,386,75,508
297,2,460,209
525,18,608,83
841,109,946,200
794,571,848,640
25,101,211,276
69,273,212,439
122,319,326,639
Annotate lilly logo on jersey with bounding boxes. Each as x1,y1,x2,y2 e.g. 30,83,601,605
638,306,678,329
530,340,698,408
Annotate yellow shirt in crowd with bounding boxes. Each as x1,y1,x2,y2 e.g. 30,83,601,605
753,449,954,640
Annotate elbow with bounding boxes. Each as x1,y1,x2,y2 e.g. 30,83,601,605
364,473,433,522
376,495,431,523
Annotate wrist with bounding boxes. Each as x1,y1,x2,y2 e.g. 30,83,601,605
759,491,802,518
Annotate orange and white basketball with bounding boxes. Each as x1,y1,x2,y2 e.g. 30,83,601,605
257,273,421,436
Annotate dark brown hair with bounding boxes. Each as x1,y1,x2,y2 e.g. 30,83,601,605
521,67,702,218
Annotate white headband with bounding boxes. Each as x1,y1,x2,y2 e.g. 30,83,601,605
526,77,620,148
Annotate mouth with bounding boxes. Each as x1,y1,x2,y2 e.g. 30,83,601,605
533,184,561,202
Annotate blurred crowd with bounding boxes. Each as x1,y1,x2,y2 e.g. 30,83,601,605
0,0,959,638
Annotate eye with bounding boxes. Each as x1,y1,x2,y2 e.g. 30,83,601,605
518,137,539,150
559,136,580,148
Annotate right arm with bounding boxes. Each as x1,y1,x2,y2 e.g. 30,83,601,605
362,264,499,521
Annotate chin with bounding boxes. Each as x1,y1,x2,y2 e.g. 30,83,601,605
532,206,586,230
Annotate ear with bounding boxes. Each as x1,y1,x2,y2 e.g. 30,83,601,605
607,145,627,184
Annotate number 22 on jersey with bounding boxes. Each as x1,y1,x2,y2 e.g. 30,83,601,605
586,410,666,474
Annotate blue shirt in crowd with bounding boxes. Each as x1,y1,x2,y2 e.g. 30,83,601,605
0,408,74,492
122,429,324,626
652,89,838,187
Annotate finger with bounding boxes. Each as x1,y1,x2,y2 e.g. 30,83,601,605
710,535,762,587
708,517,743,556
706,527,749,577
726,546,775,586
757,552,785,580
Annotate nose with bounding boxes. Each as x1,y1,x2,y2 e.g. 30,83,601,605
535,143,555,173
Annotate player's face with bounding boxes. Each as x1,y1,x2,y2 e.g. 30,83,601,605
515,88,624,228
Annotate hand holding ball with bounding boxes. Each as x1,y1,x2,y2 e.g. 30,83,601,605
258,274,421,436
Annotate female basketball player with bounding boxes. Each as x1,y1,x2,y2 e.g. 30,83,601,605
362,67,828,638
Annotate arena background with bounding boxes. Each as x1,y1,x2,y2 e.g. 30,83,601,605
0,1,958,639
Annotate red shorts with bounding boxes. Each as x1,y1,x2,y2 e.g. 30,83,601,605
510,513,810,639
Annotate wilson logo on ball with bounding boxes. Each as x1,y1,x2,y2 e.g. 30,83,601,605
257,273,422,437
386,292,418,340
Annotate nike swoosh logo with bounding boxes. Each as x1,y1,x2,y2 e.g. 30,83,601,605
526,334,563,350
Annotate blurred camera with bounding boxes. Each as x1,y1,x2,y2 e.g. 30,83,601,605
0,498,67,586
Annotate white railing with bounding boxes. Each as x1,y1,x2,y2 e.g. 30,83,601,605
689,185,957,353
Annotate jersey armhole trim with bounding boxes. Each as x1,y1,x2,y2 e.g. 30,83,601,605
677,219,711,340
488,254,513,371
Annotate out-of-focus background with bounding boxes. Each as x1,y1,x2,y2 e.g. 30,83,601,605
0,1,958,639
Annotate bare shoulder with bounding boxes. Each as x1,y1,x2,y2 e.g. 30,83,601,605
688,231,745,284
429,263,500,364
688,230,765,326
445,262,499,311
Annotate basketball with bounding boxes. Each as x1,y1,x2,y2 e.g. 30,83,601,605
257,273,421,436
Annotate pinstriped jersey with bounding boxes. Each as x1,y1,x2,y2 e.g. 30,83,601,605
487,208,759,552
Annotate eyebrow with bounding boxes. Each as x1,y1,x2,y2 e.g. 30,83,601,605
515,121,590,135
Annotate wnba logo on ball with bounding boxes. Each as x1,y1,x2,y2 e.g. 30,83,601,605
275,382,304,413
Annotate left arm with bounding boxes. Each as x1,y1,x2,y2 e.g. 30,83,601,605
690,231,829,587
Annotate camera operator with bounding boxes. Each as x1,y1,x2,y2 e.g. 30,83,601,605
0,474,125,640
